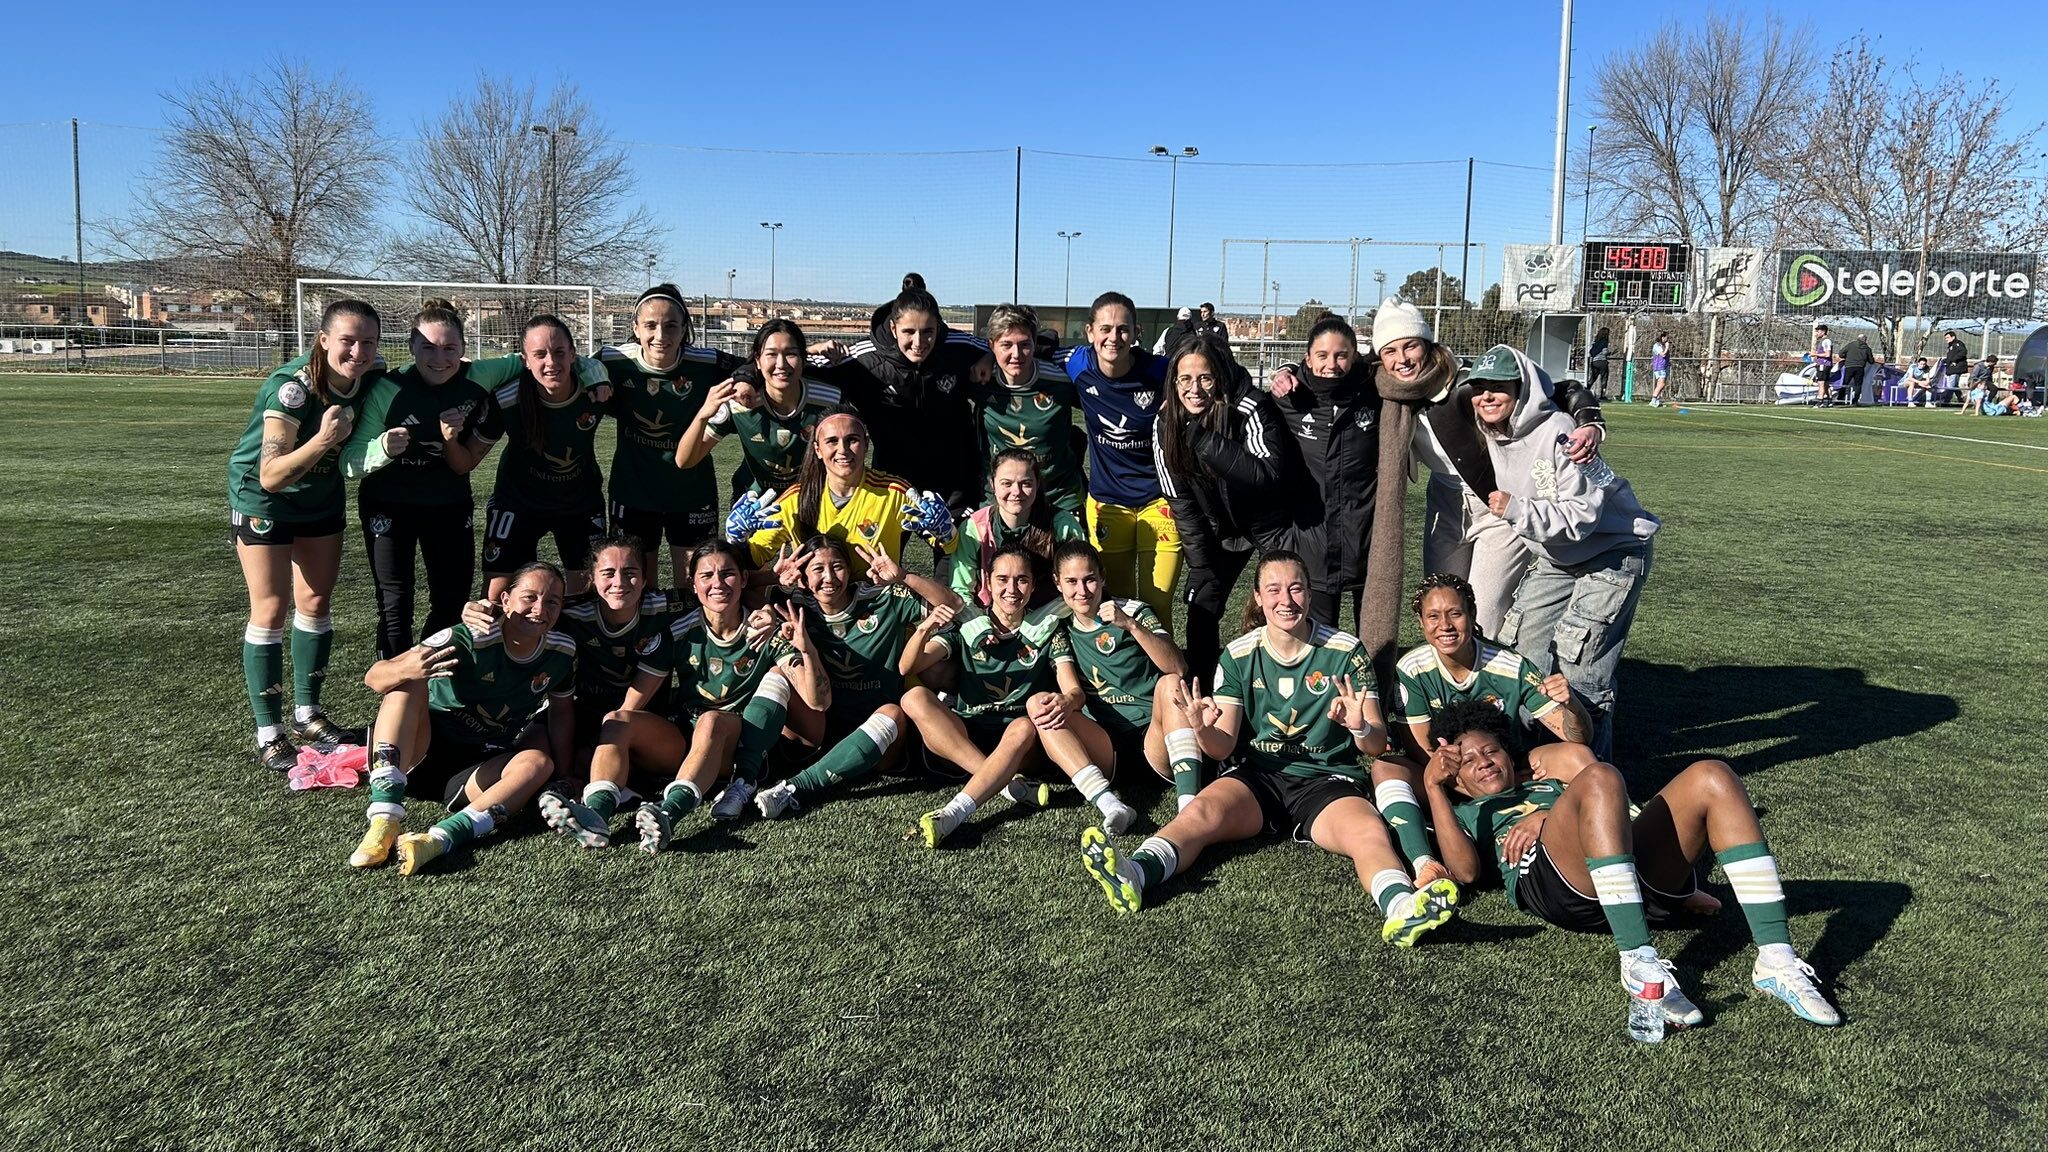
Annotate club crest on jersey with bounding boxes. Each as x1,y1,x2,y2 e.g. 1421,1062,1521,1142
278,381,308,409
857,519,880,540
369,514,392,536
1132,390,1157,409
645,378,661,395
734,654,753,676
637,635,661,655
1278,677,1295,697
1034,392,1056,410
1305,670,1331,695
577,412,600,431
773,427,793,446
530,672,552,693
708,658,725,677
1094,631,1117,654
857,615,880,634
424,627,454,647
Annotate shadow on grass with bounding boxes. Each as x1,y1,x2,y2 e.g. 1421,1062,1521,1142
1615,660,1959,787
1667,878,1909,1022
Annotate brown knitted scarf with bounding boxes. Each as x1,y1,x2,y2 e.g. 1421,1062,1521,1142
1360,345,1461,687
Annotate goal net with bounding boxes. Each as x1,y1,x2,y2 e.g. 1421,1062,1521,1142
293,279,599,363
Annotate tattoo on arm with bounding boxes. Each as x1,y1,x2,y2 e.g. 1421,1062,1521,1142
262,435,312,485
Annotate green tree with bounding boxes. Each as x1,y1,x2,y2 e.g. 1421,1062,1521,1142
1395,269,1471,310
1282,298,1329,339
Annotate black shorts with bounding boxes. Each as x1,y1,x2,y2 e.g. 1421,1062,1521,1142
482,496,605,574
1514,842,1696,932
1219,763,1367,837
410,737,509,809
230,508,344,546
610,500,717,550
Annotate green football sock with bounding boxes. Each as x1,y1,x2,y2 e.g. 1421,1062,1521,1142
1368,869,1418,916
1716,840,1791,947
290,612,334,710
659,781,701,817
1373,780,1436,867
1587,853,1653,952
583,781,621,821
791,713,898,795
1129,836,1178,887
733,675,793,783
243,626,285,728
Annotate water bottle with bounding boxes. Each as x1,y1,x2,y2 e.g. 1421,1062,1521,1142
1627,959,1667,1044
1558,433,1619,488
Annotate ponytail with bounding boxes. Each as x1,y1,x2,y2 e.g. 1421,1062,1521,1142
517,314,577,446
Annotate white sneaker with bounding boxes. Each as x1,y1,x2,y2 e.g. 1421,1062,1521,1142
710,778,757,821
754,779,800,820
1752,953,1841,1026
1620,950,1704,1027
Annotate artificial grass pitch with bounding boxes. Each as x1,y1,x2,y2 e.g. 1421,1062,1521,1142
1,376,2044,1149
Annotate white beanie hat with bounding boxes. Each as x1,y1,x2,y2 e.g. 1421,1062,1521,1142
1177,307,1192,320
1369,298,1432,350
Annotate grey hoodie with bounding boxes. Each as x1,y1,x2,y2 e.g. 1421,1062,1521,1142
1479,347,1659,567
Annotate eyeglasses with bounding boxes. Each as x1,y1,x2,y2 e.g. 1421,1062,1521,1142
1176,374,1218,388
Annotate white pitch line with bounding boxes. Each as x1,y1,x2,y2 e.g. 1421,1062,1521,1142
1686,407,2048,452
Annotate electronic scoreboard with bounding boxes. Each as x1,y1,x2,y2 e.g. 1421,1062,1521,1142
1579,242,1693,311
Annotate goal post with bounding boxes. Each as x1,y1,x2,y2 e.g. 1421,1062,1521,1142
293,279,599,362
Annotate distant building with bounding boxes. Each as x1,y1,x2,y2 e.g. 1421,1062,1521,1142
13,298,128,326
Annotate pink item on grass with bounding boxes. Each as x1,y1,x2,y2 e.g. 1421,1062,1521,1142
289,744,368,790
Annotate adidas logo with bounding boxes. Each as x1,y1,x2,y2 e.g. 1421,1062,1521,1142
1085,386,1100,396
401,414,420,426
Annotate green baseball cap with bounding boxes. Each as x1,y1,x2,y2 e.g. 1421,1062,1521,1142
1468,345,1519,381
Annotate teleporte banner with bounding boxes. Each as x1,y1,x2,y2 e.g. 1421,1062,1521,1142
1773,249,2038,318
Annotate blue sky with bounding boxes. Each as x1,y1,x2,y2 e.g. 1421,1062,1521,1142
5,0,2044,311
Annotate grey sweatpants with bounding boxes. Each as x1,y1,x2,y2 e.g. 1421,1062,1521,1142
1421,473,1531,638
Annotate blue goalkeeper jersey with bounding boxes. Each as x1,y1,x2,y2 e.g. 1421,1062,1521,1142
1057,345,1169,508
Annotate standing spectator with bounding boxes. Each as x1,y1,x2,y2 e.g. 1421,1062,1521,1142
1808,325,1834,407
1940,331,1970,404
1152,307,1198,356
1648,332,1672,406
1905,357,1934,407
1194,302,1229,345
1468,345,1659,762
1586,326,1611,398
1836,332,1873,407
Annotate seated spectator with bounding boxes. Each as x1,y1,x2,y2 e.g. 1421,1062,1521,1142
1905,358,1934,407
1962,356,1994,415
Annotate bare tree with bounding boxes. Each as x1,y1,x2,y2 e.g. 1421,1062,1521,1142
1783,35,2048,357
388,77,663,290
1588,13,1814,246
112,61,382,328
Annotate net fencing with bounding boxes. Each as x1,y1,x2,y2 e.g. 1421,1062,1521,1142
294,280,597,365
3,119,2043,392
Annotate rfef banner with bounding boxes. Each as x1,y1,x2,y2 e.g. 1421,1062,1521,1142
1773,249,2038,318
1698,247,1766,313
1502,244,1579,312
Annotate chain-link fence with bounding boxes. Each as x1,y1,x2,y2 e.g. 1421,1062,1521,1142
3,120,2042,393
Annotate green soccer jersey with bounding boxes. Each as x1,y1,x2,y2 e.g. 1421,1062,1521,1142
227,356,378,521
940,611,1072,722
1213,624,1377,782
352,363,504,507
971,365,1085,510
670,609,793,716
1451,778,1568,908
802,583,927,710
704,377,842,494
424,622,578,747
1395,639,1559,732
557,589,685,708
947,507,1089,606
489,375,607,512
1052,599,1168,730
601,343,741,513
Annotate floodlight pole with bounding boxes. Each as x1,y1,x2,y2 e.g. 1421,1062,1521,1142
1550,0,1573,245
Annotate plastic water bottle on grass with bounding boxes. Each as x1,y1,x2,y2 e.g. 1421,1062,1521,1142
1627,959,1667,1044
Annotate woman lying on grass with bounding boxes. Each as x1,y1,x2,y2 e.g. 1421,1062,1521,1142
1421,699,1839,1029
